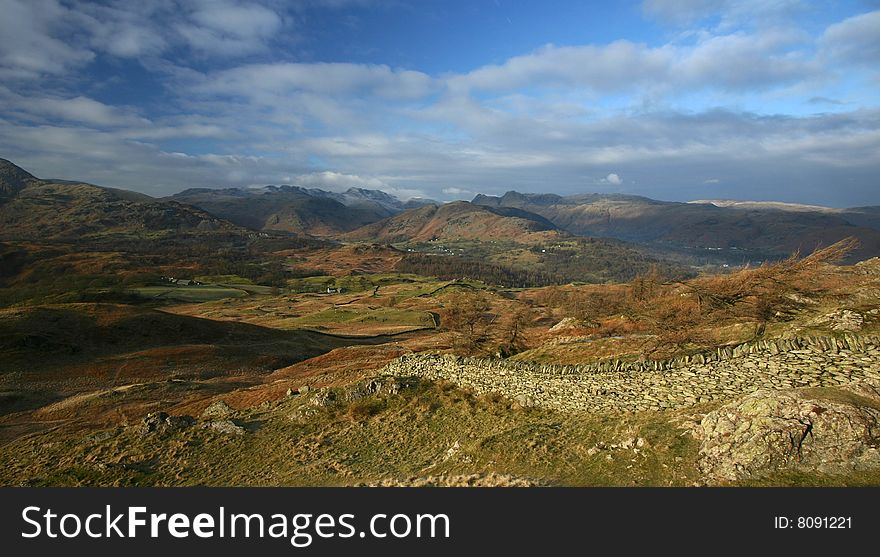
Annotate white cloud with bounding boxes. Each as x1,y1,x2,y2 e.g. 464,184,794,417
293,171,425,200
0,0,288,81
191,62,435,101
819,10,880,67
604,173,623,185
0,87,151,127
4,105,880,206
0,0,94,79
189,0,281,39
1,2,879,207
449,28,814,96
448,41,672,94
175,0,283,57
441,187,474,199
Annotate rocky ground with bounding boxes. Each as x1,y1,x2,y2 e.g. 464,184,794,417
692,379,880,483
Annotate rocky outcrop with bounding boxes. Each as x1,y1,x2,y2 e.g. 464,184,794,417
201,400,234,419
200,419,246,435
807,309,866,332
694,380,880,482
139,412,195,435
381,335,880,413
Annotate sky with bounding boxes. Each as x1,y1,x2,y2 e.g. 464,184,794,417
0,0,878,207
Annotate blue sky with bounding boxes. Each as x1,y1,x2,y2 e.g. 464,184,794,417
0,0,878,206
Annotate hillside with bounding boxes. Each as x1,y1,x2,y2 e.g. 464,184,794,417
0,160,243,242
0,238,878,487
474,191,880,263
168,185,428,236
343,201,562,244
338,201,690,285
0,158,40,200
0,302,392,419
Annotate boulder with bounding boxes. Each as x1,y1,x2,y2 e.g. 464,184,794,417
139,412,195,435
695,380,880,482
201,400,234,419
200,419,246,435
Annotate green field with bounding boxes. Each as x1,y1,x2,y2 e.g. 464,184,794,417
193,274,255,285
290,306,434,329
130,285,249,302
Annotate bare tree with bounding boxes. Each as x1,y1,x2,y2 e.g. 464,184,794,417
497,306,534,357
443,291,493,352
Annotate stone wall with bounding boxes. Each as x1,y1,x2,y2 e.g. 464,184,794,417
380,335,880,413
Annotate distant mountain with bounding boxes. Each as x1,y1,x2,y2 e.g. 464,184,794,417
0,159,242,242
839,206,880,231
343,200,563,244
5,157,878,263
473,191,880,263
167,185,432,237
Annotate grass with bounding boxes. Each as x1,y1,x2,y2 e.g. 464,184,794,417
0,378,707,487
193,274,255,285
3,246,878,487
290,307,433,330
130,286,249,302
8,376,879,487
286,273,436,294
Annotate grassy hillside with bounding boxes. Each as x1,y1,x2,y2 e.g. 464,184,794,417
0,303,394,417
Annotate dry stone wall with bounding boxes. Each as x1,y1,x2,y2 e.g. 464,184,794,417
381,335,880,413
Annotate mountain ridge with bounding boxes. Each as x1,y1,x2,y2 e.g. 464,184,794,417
3,158,880,263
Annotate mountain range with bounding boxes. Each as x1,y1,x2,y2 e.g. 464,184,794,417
2,157,879,264
472,191,880,263
168,185,436,236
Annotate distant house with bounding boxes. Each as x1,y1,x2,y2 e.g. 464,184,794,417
177,279,192,286
326,287,343,294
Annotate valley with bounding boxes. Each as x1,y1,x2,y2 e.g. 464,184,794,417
1,158,880,487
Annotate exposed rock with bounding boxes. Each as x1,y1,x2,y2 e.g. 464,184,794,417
359,472,545,487
312,378,405,407
201,400,234,419
139,412,195,435
549,317,580,332
200,419,246,435
808,309,864,332
310,389,337,407
854,257,880,275
694,380,880,483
